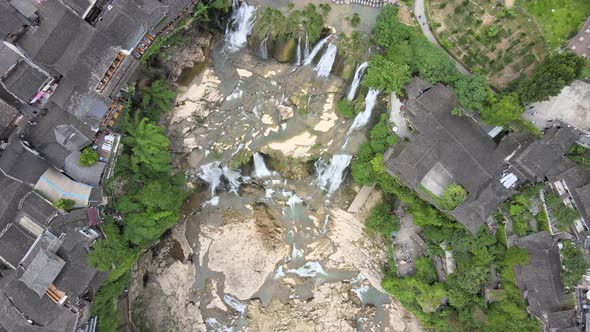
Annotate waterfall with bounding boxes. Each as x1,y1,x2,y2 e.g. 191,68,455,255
199,161,224,196
295,35,302,66
222,166,242,194
347,62,369,101
304,33,310,59
253,152,272,178
259,33,269,59
315,154,353,194
314,43,337,78
303,34,332,65
349,89,379,132
226,0,256,52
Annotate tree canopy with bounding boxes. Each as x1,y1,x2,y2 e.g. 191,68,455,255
440,184,467,211
454,74,490,113
79,147,99,167
480,93,524,126
140,80,176,122
517,52,587,104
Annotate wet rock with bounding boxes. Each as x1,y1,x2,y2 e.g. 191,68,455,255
162,30,213,82
277,104,294,121
203,220,289,300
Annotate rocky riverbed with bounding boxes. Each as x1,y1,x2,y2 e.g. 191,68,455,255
129,3,421,330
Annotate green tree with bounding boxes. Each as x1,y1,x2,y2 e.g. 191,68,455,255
410,35,460,85
365,203,400,236
140,80,176,122
561,241,588,288
440,184,467,210
54,198,75,211
372,5,411,49
134,179,186,212
125,211,178,246
546,191,579,231
336,98,359,118
363,55,411,94
79,147,99,167
454,74,489,113
123,117,171,178
481,93,524,126
517,52,587,104
88,219,139,275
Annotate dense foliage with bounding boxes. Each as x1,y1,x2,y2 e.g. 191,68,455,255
440,184,467,211
545,191,579,232
54,198,75,211
336,98,360,118
79,147,99,167
561,241,588,289
89,86,187,331
516,52,587,104
140,80,177,122
365,203,400,236
351,110,538,331
252,4,328,43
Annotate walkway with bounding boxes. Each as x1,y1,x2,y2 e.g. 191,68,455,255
413,0,470,75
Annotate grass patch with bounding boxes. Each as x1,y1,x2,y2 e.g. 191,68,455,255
536,208,551,233
521,0,590,48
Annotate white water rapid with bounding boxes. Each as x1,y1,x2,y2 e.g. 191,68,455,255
295,35,302,66
199,161,224,196
304,33,310,60
315,154,353,194
314,43,337,78
347,61,369,101
253,152,272,178
348,88,379,132
259,34,269,59
226,0,256,52
303,34,332,65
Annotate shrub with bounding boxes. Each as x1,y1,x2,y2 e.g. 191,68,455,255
54,198,75,211
79,147,99,167
336,99,359,118
365,203,400,236
440,184,467,210
350,13,361,27
229,150,252,169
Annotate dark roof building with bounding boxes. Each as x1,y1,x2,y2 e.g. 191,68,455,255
0,98,19,139
384,79,520,234
0,139,50,186
512,124,583,182
546,157,590,234
513,232,579,331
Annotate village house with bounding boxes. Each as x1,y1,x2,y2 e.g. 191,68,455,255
0,0,198,330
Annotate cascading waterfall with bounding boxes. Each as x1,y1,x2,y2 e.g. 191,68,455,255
259,33,269,59
295,34,302,66
253,152,272,178
226,0,257,52
347,61,369,101
348,88,379,132
199,161,224,196
314,43,338,78
304,32,310,59
315,154,353,194
303,34,332,65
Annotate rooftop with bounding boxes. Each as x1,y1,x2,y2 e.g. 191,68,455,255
384,79,518,234
514,232,569,321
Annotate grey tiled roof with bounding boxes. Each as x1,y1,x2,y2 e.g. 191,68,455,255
0,173,28,229
25,102,93,170
513,125,582,181
385,81,517,234
0,269,77,331
0,223,36,268
514,232,568,320
0,139,49,186
18,248,66,297
0,98,19,136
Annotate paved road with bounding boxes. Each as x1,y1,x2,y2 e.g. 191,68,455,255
413,0,470,75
